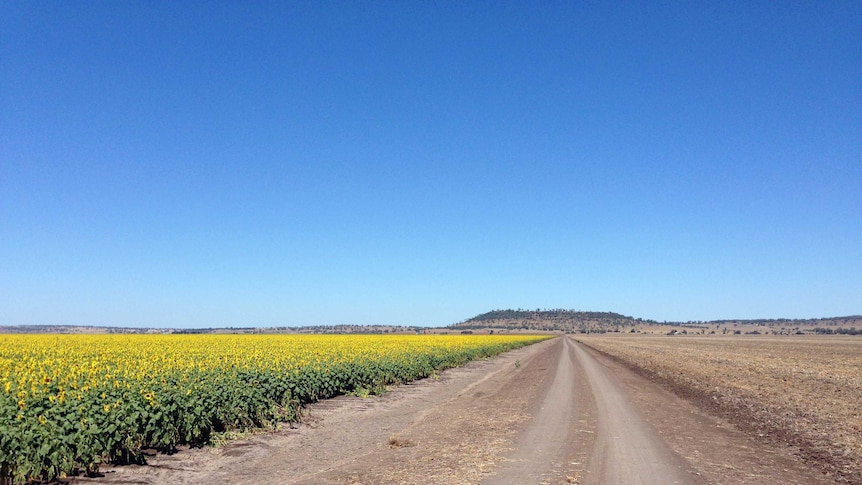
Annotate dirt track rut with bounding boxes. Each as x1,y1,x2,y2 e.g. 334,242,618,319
571,341,694,485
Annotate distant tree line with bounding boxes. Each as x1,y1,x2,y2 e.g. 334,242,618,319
812,327,861,335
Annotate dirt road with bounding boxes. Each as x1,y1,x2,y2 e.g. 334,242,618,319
74,336,835,484
484,337,694,485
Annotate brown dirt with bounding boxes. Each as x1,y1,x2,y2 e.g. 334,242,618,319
577,335,862,484
69,336,843,484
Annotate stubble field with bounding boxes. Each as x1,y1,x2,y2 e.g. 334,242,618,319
577,335,862,484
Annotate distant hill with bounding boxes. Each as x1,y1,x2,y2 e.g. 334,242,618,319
451,309,645,333
450,309,862,334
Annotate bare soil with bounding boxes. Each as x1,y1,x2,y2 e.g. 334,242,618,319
578,335,862,484
70,336,840,484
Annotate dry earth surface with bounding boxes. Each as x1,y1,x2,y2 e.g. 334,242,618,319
69,336,843,484
578,335,862,484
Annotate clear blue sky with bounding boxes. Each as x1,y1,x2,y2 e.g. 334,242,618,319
2,2,860,327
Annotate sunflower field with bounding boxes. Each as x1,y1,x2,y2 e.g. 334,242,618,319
0,333,548,483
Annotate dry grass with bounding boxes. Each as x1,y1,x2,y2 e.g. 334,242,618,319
577,335,862,484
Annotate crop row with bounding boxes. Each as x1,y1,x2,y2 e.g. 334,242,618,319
0,333,549,484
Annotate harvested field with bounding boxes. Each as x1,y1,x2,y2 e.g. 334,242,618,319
576,335,862,484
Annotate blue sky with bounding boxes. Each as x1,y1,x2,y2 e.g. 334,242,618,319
1,2,860,327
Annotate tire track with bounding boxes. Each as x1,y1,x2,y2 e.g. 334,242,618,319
483,336,593,484
571,340,696,485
